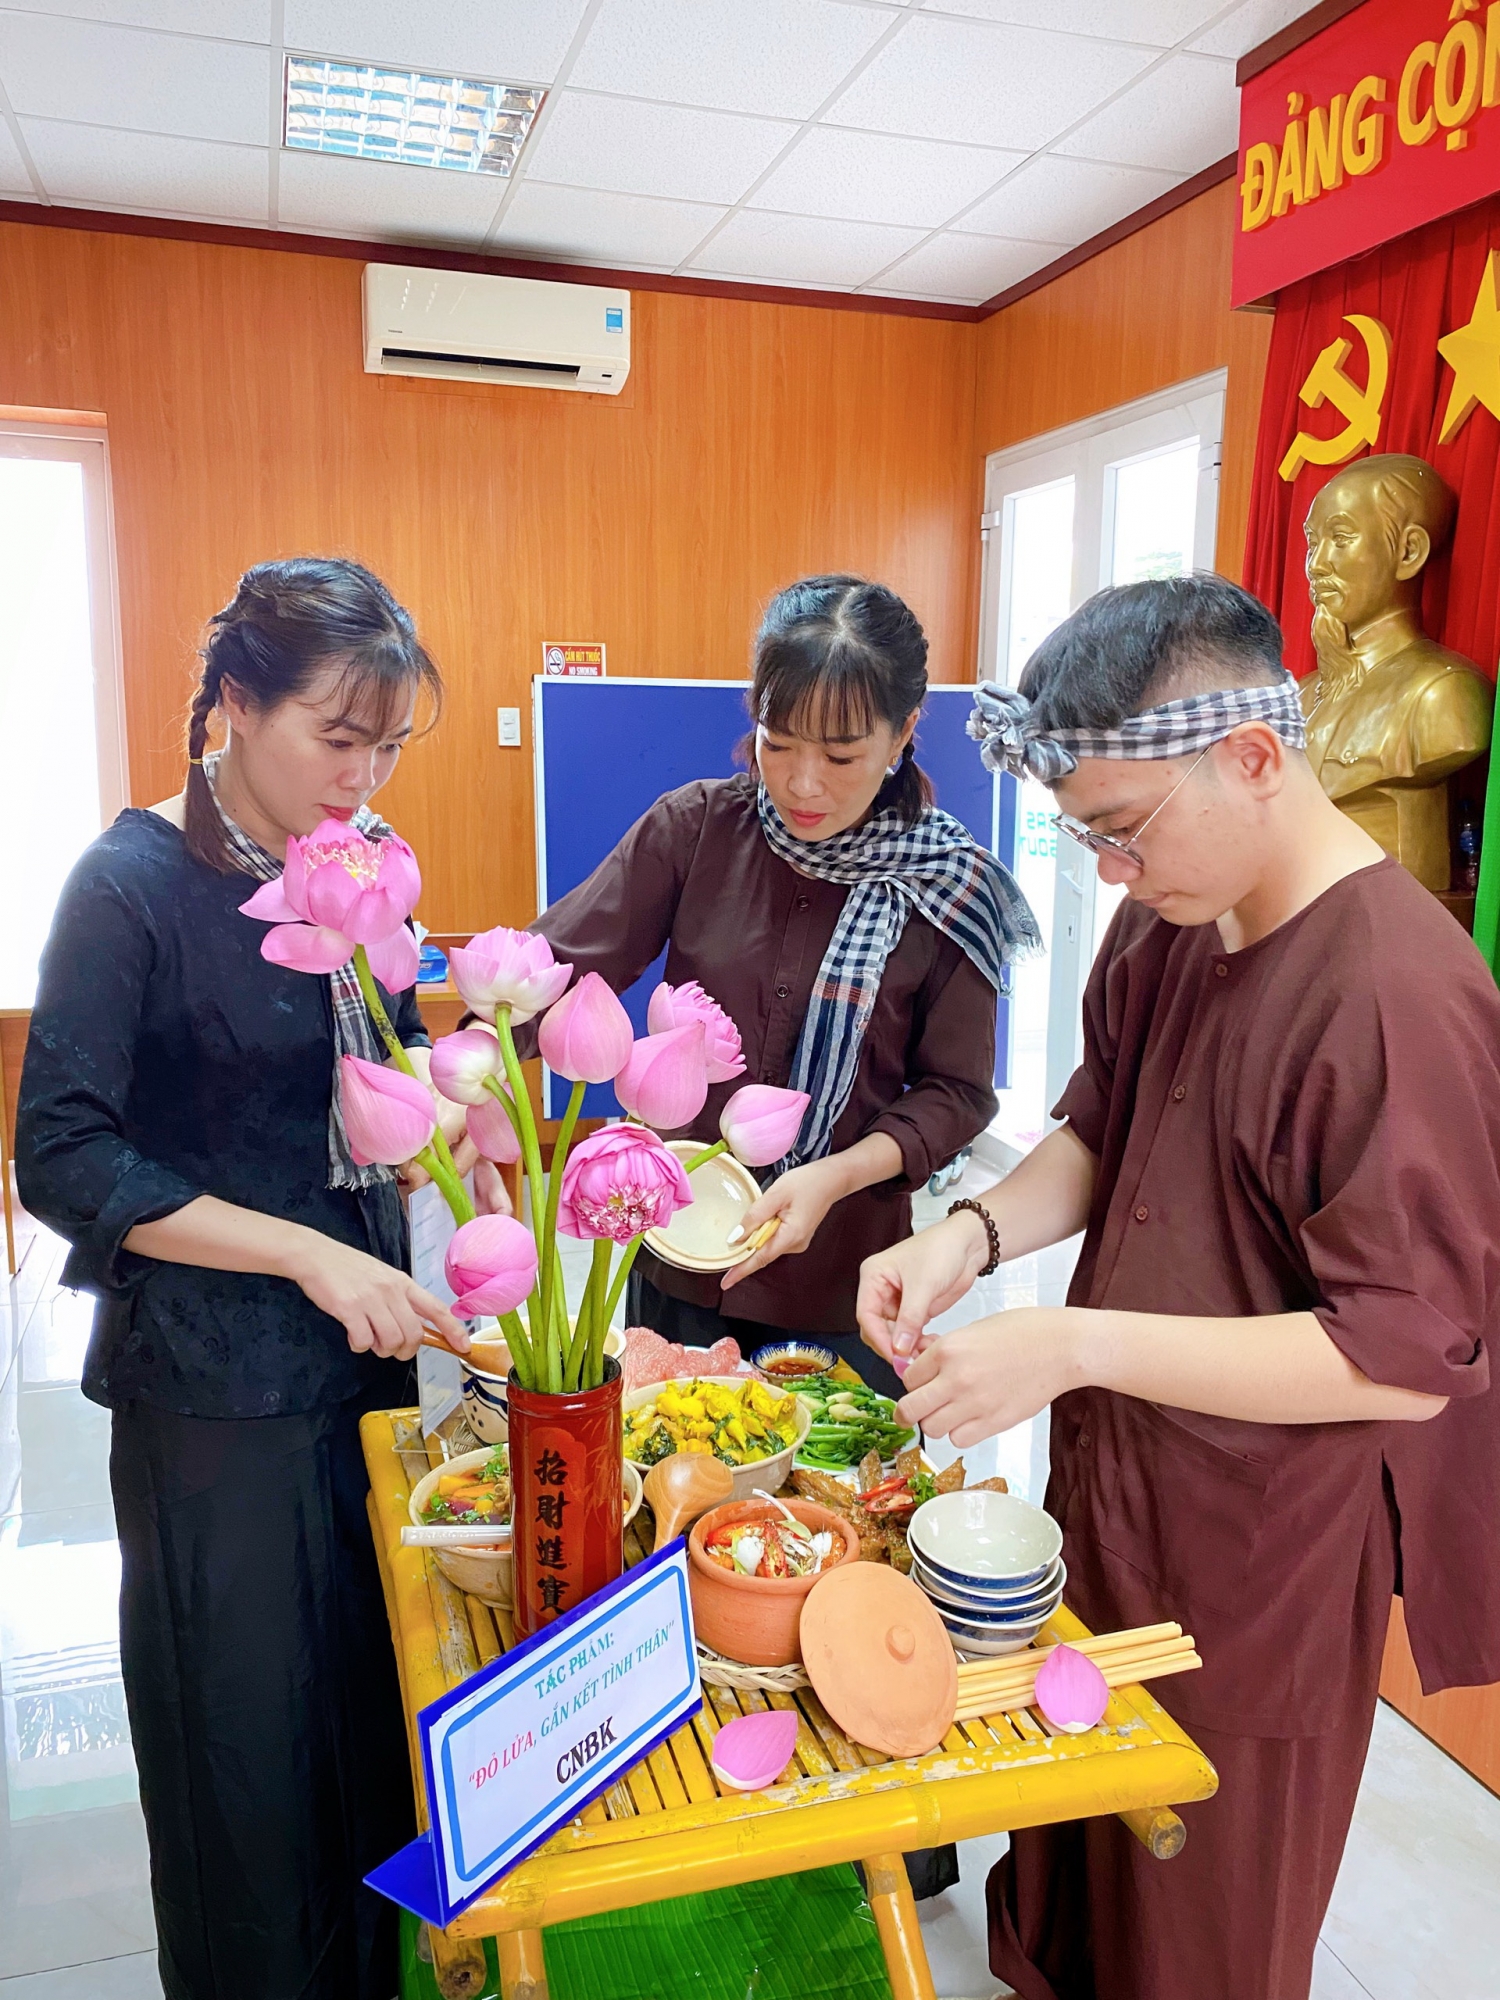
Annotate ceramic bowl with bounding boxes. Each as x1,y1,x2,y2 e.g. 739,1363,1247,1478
687,1498,860,1667
750,1341,836,1386
907,1490,1063,1593
925,1583,1062,1637
460,1326,626,1447
622,1377,812,1503
644,1141,763,1273
912,1551,1066,1619
939,1616,1047,1658
407,1448,642,1607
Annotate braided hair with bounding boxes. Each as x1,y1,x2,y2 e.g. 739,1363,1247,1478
184,557,442,872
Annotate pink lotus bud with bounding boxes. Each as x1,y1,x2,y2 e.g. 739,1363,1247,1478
646,980,746,1084
448,926,572,1025
718,1084,810,1167
613,1024,709,1131
466,1091,522,1165
1033,1644,1109,1736
537,971,634,1084
430,1027,504,1106
557,1123,693,1244
445,1214,538,1319
239,822,422,987
338,1055,436,1167
710,1709,799,1792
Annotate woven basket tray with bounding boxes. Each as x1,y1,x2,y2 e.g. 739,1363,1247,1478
696,1646,811,1693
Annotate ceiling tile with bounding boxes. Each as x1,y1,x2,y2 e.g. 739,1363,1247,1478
494,181,725,268
1056,50,1237,173
958,153,1179,242
922,0,1221,46
750,125,1023,229
277,146,506,242
568,0,887,120
687,208,928,288
1189,0,1312,59
20,118,269,219
0,15,270,144
19,3,272,35
523,91,797,204
0,118,33,193
824,13,1156,152
283,0,591,84
871,228,1066,303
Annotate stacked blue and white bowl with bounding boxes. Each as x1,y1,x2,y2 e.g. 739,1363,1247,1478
907,1489,1066,1656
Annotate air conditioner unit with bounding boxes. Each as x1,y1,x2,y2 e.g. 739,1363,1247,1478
362,264,630,394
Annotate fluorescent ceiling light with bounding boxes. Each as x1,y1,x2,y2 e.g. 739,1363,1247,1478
284,56,544,176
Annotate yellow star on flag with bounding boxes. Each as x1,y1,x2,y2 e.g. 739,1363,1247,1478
1438,249,1500,444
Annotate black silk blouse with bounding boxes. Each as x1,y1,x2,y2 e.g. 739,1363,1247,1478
16,810,427,1420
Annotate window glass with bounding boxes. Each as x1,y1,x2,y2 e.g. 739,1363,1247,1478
1110,440,1199,586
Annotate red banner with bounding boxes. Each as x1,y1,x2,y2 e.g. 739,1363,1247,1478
1234,0,1500,306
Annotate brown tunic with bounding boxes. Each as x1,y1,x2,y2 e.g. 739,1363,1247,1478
527,775,998,1333
991,856,1500,2000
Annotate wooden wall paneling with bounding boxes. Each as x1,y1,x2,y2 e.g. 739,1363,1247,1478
1380,1598,1500,1797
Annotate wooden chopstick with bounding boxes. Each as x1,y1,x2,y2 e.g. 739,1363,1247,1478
955,1653,1202,1720
956,1638,1197,1690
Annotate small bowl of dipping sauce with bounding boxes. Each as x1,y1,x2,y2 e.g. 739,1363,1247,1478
750,1341,837,1386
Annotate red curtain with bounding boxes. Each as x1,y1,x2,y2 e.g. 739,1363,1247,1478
1243,192,1500,686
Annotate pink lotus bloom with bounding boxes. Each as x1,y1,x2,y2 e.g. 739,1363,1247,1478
445,1214,538,1319
240,820,421,988
646,980,746,1084
613,1024,708,1131
718,1084,810,1167
557,1124,693,1244
429,1027,504,1106
466,1090,522,1166
538,971,634,1084
339,1055,436,1167
448,926,572,1025
1034,1643,1109,1736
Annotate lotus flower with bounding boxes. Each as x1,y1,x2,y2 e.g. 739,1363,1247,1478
710,1710,799,1792
448,926,572,1026
429,1027,504,1106
445,1214,538,1319
646,979,746,1084
718,1084,810,1167
240,820,421,987
1033,1644,1109,1736
339,1055,436,1167
613,1024,709,1131
466,1090,523,1165
557,1123,693,1244
538,971,634,1084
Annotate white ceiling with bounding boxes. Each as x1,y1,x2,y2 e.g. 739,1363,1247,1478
0,0,1310,307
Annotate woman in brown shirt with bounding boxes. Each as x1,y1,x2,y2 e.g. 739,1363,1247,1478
528,575,1039,1396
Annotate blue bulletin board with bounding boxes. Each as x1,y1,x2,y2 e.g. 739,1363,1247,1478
532,677,1018,1119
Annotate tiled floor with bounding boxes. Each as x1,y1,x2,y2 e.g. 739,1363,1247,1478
3,1186,1499,1999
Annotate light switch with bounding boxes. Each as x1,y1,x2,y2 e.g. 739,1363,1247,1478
497,707,522,747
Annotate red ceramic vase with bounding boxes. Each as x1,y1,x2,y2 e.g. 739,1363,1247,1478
508,1358,624,1638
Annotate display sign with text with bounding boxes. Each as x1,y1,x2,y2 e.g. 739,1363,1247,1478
367,1542,699,1926
1234,0,1500,306
542,642,606,677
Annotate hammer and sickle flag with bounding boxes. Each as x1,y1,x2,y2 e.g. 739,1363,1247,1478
1278,315,1393,482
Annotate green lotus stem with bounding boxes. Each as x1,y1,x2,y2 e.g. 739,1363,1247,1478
681,1139,727,1174
499,1307,535,1389
411,1143,473,1225
548,1246,571,1392
538,1079,587,1373
601,1233,645,1335
494,1005,550,1351
352,945,466,1200
568,1237,612,1390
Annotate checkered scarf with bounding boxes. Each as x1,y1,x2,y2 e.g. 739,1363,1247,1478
204,752,394,1193
968,677,1307,785
756,783,1041,1168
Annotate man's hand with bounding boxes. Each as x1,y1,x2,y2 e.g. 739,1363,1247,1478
895,1307,1083,1447
719,1158,849,1289
856,1209,992,1364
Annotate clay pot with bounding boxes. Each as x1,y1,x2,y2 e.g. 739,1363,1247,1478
687,1498,860,1667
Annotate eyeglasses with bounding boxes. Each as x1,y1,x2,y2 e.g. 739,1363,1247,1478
1050,746,1212,877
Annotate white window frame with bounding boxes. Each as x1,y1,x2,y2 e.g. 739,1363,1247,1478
0,416,130,836
977,370,1226,1145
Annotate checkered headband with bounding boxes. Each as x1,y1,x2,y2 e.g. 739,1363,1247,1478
967,677,1307,785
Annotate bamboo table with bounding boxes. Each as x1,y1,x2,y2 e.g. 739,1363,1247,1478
362,1407,1218,2000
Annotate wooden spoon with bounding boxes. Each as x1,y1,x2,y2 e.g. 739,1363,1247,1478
421,1327,512,1376
644,1451,734,1552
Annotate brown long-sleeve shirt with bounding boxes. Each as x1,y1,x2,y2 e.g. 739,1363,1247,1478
1051,857,1500,1735
527,775,998,1334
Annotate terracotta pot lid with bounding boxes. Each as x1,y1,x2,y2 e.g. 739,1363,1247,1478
799,1563,958,1759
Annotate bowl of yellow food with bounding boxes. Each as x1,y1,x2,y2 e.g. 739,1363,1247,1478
622,1376,811,1503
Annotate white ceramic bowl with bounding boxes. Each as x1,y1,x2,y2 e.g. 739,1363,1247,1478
926,1580,1062,1633
940,1618,1047,1658
621,1376,812,1503
460,1326,626,1447
912,1551,1066,1619
407,1448,642,1607
908,1490,1063,1592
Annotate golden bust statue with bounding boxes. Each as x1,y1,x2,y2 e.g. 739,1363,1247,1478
1300,453,1492,891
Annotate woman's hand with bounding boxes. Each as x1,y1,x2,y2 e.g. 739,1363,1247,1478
719,1158,850,1289
281,1231,470,1361
856,1209,991,1363
894,1307,1084,1448
472,1158,514,1216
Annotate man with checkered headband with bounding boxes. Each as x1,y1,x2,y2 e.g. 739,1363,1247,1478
858,574,1500,2000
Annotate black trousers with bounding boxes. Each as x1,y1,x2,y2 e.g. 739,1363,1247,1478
625,1274,959,1904
110,1388,414,2000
